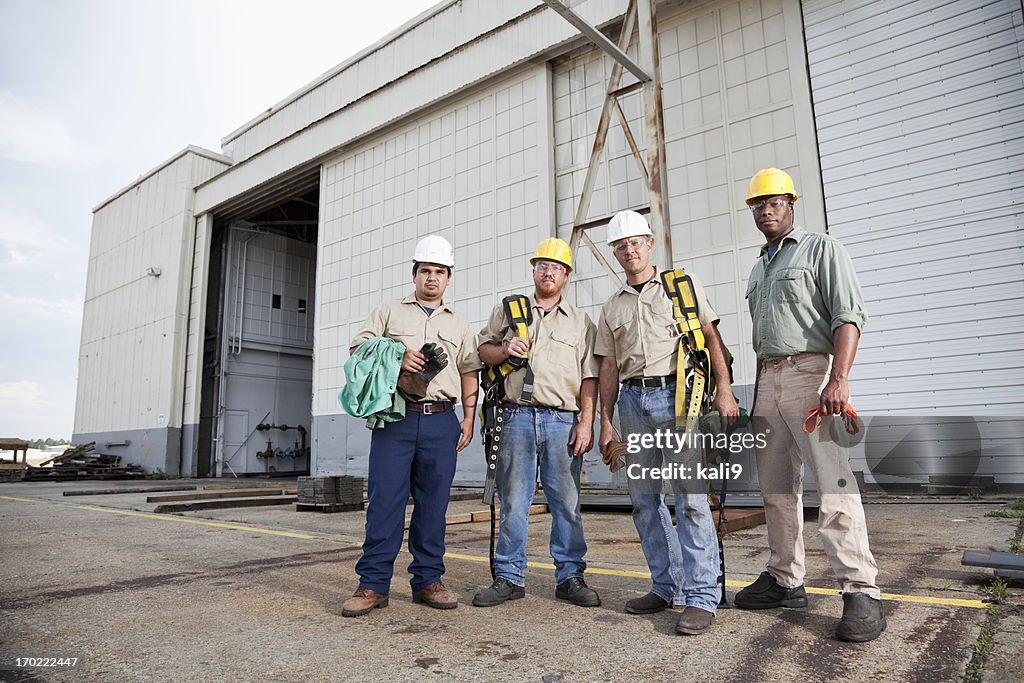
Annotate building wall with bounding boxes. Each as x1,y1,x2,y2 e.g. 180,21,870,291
804,0,1024,485
553,0,825,388
312,66,552,479
74,149,229,473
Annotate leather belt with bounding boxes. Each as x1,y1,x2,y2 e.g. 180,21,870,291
406,400,454,414
625,376,675,388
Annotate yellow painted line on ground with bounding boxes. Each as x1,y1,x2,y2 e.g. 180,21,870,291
1,494,988,609
0,495,355,546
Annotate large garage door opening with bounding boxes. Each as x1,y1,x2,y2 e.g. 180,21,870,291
198,185,319,477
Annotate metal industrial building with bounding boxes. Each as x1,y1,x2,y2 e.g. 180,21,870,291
74,0,1024,488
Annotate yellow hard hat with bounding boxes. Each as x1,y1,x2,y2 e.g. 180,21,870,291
530,237,573,272
745,168,798,205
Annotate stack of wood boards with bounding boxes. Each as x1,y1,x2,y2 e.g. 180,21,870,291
23,442,144,481
296,475,364,511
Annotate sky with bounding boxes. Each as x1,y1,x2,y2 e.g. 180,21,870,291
0,0,441,440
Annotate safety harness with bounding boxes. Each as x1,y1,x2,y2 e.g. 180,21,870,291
661,268,738,606
479,294,533,578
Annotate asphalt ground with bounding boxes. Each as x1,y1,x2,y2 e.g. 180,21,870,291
1,480,1022,682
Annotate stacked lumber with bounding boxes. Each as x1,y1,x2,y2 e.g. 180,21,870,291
296,475,364,512
23,442,145,481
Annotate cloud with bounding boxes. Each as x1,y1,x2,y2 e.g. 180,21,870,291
0,91,93,165
0,380,47,410
0,291,82,327
0,379,75,439
0,202,69,269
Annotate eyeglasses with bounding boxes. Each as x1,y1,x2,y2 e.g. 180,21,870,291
749,198,792,213
612,237,651,253
534,262,567,274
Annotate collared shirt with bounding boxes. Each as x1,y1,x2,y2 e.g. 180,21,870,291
351,293,482,403
595,271,718,380
477,296,599,411
746,226,868,359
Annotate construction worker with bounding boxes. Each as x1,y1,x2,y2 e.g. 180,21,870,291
596,210,739,636
735,168,885,642
342,235,481,617
473,238,601,608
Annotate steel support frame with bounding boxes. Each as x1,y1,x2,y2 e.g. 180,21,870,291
543,0,673,275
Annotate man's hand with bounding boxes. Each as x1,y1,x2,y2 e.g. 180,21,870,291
712,391,741,433
598,419,619,456
401,349,427,374
569,420,594,457
503,337,530,360
819,377,850,416
456,414,475,452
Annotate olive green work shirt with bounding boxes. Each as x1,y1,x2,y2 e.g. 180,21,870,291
350,294,482,403
746,227,868,360
477,296,599,411
595,272,718,380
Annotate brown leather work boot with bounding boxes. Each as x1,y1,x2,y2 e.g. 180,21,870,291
342,587,389,617
412,582,459,609
675,606,715,635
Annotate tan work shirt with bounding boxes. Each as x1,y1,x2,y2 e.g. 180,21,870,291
595,271,717,380
478,297,599,411
746,227,868,359
351,294,482,403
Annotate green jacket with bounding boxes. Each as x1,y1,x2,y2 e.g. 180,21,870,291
339,337,406,429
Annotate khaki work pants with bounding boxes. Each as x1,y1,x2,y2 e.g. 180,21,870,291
752,353,880,598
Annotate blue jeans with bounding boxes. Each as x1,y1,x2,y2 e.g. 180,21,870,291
355,409,460,594
619,384,720,612
493,405,588,586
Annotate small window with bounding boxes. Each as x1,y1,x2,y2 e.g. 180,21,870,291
298,298,307,314
272,294,281,310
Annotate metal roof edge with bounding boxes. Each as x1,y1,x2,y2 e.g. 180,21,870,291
219,0,460,147
93,145,233,214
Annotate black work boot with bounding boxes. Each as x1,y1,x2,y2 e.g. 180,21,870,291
734,571,808,609
472,578,525,607
836,593,887,642
624,591,670,614
555,577,601,607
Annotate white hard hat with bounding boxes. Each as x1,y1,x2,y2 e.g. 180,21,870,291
411,235,455,267
606,210,653,244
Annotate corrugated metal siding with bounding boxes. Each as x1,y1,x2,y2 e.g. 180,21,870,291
804,0,1024,413
74,152,228,434
804,0,1024,485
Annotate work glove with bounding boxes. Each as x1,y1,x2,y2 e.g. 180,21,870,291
601,441,629,473
397,342,449,401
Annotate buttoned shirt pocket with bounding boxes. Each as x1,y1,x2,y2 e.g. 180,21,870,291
388,324,420,351
435,328,460,358
772,267,811,304
745,278,759,316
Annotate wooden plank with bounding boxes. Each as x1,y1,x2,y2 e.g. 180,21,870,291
147,489,283,503
718,508,766,534
295,502,364,513
152,496,297,513
63,486,197,496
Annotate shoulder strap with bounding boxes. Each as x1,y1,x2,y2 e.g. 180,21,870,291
659,269,722,432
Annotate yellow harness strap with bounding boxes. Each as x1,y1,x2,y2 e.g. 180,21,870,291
660,269,709,432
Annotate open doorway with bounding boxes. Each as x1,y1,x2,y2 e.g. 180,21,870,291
198,187,319,477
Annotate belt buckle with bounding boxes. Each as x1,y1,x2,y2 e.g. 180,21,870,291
422,402,439,414
643,377,661,388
